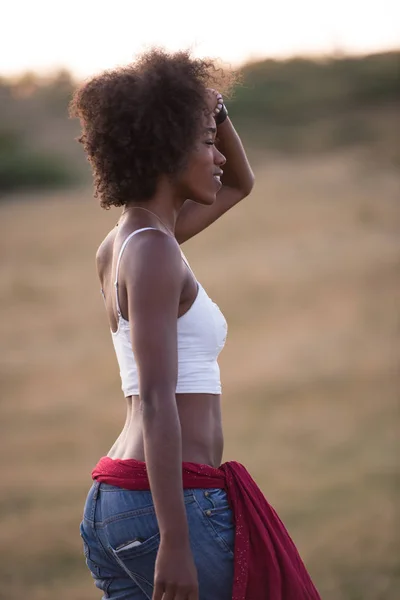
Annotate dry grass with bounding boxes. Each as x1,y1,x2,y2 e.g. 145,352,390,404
0,151,399,599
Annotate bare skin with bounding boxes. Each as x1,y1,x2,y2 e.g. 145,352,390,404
99,221,224,468
96,91,254,600
97,100,253,468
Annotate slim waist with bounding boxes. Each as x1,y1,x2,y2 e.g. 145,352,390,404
92,456,227,490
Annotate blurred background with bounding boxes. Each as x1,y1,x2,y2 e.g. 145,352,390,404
0,1,399,598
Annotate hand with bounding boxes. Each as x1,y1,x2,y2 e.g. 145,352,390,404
205,88,224,118
152,539,199,600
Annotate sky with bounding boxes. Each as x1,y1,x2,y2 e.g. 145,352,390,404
1,0,399,77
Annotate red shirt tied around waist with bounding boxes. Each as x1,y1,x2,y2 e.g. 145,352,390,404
92,458,321,600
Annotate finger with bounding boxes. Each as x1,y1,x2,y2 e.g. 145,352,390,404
214,95,223,112
160,585,177,600
206,88,222,108
188,590,199,600
152,581,165,600
174,589,194,600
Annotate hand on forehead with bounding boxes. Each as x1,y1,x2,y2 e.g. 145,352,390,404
205,88,223,116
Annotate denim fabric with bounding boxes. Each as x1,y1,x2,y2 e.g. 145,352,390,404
80,481,234,599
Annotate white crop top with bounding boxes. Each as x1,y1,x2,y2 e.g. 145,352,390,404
108,228,227,396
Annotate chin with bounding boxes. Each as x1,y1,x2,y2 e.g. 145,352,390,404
193,190,217,206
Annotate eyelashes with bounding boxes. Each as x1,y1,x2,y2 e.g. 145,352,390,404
206,137,220,146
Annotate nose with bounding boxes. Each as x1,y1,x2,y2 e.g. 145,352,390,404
214,146,226,167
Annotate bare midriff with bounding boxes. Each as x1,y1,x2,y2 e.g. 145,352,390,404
107,393,224,468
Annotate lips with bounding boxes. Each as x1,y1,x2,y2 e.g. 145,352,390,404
213,175,222,188
213,170,223,187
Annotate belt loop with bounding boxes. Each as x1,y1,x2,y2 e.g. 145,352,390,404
93,480,100,500
89,481,101,523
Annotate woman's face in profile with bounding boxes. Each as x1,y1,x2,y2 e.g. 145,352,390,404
176,111,226,206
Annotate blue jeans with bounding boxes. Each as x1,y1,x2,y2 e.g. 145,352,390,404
80,481,235,599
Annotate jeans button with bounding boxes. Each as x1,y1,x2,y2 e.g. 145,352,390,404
204,491,209,497
206,510,212,516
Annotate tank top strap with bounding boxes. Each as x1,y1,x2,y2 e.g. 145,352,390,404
180,249,196,277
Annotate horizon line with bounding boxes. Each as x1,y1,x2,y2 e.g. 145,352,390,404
1,44,399,81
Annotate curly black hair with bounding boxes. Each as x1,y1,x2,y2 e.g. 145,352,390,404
69,49,235,209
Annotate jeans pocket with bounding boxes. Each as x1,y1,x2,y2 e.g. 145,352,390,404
193,492,235,557
204,488,229,511
109,532,160,599
112,531,161,560
205,505,235,555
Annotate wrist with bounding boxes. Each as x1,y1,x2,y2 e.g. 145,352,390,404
159,508,190,543
161,528,191,548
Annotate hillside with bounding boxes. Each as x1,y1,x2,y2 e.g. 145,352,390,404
0,51,399,194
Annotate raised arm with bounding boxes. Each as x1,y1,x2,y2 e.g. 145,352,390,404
123,230,198,599
175,109,255,245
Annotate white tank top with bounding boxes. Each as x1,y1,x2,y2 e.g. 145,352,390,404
108,228,227,396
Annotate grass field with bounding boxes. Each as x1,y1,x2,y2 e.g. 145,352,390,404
0,151,399,599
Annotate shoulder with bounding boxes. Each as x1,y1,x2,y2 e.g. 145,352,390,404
119,229,183,287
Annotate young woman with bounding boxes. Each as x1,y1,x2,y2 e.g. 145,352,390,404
71,49,321,600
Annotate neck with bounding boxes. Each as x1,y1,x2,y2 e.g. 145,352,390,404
124,178,186,234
